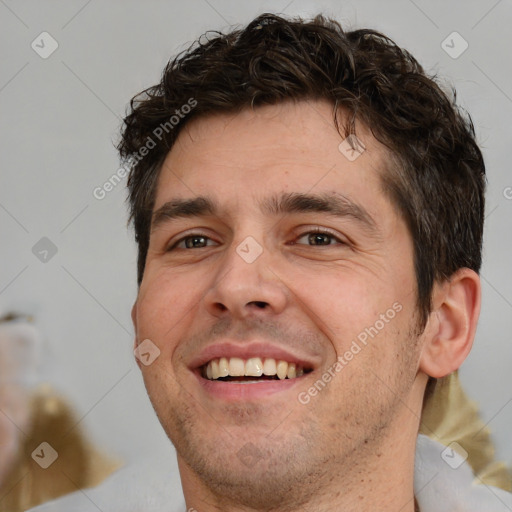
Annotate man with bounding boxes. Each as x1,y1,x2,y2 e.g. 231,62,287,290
29,12,511,512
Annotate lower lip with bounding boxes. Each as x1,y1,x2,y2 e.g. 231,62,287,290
193,370,307,400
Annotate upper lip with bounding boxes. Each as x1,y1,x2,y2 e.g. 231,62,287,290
188,341,321,371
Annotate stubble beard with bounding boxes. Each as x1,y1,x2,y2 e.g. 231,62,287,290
146,316,425,510
151,358,421,509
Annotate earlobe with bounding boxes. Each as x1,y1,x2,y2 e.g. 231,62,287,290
419,268,481,378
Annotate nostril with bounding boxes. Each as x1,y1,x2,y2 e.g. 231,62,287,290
250,301,268,309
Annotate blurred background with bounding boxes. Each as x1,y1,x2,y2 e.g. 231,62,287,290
1,0,511,493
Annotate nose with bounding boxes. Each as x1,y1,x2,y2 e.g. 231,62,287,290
203,239,288,320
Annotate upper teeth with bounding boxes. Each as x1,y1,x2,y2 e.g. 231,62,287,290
203,357,305,380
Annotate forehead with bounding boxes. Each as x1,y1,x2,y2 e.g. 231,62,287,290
153,99,393,225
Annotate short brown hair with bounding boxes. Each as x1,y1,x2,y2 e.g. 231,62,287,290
118,13,485,328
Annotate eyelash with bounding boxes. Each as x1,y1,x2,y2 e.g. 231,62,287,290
168,228,345,250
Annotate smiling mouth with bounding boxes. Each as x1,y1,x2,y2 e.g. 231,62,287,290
201,356,313,382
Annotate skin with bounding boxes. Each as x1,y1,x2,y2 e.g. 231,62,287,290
132,99,480,512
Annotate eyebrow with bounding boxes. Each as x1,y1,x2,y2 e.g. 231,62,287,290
151,197,217,231
260,192,378,233
151,192,378,235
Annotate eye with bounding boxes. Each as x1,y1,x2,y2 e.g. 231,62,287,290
295,230,344,246
170,234,217,250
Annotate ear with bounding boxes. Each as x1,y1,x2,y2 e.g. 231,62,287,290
131,301,142,370
419,268,481,378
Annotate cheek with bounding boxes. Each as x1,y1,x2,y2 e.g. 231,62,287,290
286,265,414,380
287,266,390,344
135,268,208,353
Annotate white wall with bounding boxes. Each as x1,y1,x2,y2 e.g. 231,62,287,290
1,0,511,466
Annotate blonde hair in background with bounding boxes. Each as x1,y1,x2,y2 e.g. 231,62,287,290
0,385,120,512
0,316,120,511
421,371,512,491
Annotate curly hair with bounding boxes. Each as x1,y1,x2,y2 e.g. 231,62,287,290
118,12,485,329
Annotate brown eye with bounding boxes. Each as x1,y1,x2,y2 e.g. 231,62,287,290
169,234,217,251
296,231,342,246
308,233,332,245
184,235,208,248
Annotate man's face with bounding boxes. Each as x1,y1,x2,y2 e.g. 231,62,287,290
132,100,425,506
